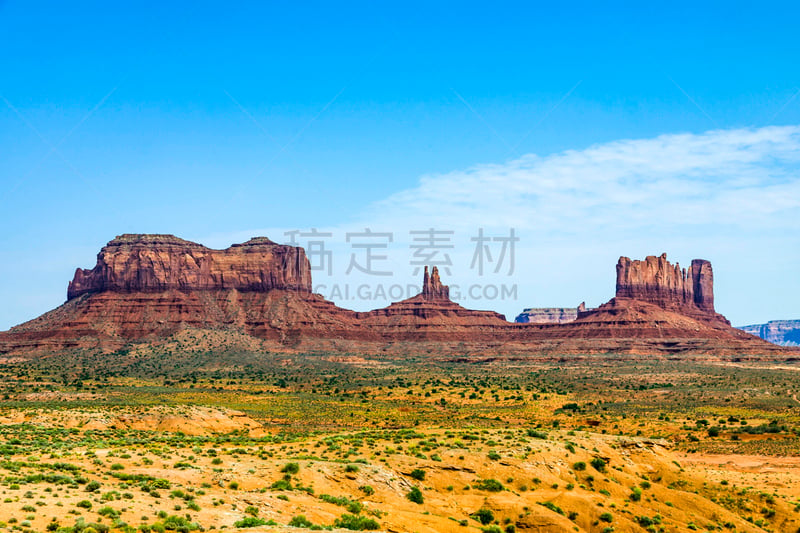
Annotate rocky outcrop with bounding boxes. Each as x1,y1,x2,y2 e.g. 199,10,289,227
1,238,795,358
615,254,727,325
739,320,800,346
68,234,311,299
515,303,585,324
360,266,507,327
421,266,449,301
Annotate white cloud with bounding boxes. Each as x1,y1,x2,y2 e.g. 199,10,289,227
202,125,800,325
360,125,800,232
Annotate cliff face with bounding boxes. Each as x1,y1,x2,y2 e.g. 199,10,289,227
615,253,727,325
421,266,450,301
4,234,346,352
68,234,312,299
515,303,585,324
739,320,800,346
360,266,507,325
1,238,794,358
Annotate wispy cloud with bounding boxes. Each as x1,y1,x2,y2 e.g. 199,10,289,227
362,125,800,233
201,125,800,324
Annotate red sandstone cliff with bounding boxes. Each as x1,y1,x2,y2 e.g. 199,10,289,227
615,253,729,326
421,266,449,301
359,265,507,327
0,235,330,353
68,234,311,299
0,237,794,358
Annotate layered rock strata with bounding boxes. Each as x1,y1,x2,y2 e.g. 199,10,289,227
68,234,311,299
515,303,586,324
739,320,800,346
615,253,728,325
0,237,794,358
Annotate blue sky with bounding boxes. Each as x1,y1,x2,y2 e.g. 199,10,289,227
1,1,799,329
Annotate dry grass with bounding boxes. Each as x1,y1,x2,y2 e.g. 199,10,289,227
1,352,800,531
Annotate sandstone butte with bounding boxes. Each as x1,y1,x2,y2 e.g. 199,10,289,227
0,234,794,358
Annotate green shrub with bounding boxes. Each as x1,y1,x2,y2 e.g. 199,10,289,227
474,479,504,492
471,508,495,525
527,429,548,439
410,469,426,481
539,501,564,515
281,463,300,475
270,479,292,491
320,493,361,513
590,458,607,472
160,515,200,530
288,515,313,527
406,487,424,504
75,522,109,533
333,513,380,530
233,517,267,528
599,512,613,523
97,507,120,519
636,515,661,527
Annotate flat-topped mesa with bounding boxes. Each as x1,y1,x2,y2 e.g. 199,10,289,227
515,303,586,324
739,320,800,346
67,234,312,300
3,237,795,357
421,266,450,301
615,253,725,324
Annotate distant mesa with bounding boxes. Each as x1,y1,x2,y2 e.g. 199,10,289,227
515,252,724,327
0,236,795,358
739,320,800,347
515,303,587,324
